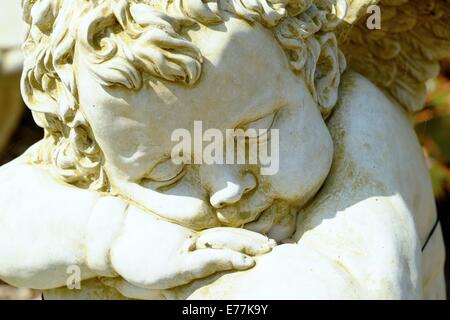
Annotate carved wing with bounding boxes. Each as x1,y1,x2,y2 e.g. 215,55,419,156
339,0,450,112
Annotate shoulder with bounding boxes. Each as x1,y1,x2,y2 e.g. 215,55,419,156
0,142,99,213
0,143,56,192
329,71,434,208
296,72,436,241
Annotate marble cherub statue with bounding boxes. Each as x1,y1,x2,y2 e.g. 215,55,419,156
0,0,448,299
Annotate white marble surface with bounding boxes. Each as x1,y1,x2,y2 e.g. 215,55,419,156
0,0,446,300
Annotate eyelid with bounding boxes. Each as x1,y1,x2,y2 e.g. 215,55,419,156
143,159,185,183
240,111,277,130
237,111,278,140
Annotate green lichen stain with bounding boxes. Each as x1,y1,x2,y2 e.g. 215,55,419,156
239,211,251,220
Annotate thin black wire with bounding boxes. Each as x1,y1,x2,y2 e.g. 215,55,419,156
422,217,441,252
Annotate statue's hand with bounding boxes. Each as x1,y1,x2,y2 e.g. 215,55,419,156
109,206,275,291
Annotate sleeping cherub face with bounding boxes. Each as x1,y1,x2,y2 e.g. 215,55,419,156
74,15,334,237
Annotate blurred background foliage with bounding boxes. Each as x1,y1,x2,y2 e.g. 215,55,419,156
415,58,450,299
415,58,450,200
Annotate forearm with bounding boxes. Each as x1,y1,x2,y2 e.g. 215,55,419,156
0,160,276,294
0,162,126,289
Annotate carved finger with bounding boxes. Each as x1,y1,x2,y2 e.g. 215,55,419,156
182,249,255,281
100,277,168,300
196,227,276,256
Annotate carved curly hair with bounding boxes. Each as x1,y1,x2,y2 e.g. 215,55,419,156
21,0,346,190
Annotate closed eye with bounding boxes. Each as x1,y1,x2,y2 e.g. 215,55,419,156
236,111,278,142
141,158,186,189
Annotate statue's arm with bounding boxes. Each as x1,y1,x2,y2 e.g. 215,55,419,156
0,156,110,289
0,154,274,290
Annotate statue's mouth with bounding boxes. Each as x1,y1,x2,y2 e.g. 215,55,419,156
213,199,298,242
244,201,299,242
215,201,273,227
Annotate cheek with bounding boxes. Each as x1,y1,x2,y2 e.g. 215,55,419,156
90,112,160,181
85,113,161,182
260,106,333,204
78,90,164,182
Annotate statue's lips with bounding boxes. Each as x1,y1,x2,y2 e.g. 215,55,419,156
244,201,299,241
216,201,273,228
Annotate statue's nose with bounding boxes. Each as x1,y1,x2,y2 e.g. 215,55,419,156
209,174,256,208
